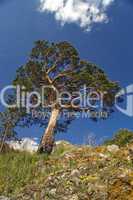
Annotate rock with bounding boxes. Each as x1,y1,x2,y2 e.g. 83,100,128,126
72,177,80,186
99,153,109,159
49,188,56,195
65,153,75,160
55,140,72,146
69,194,79,200
0,197,10,200
107,145,119,153
70,169,80,177
70,170,80,186
54,140,75,151
87,183,94,194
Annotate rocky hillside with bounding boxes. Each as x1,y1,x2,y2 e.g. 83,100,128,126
0,141,133,200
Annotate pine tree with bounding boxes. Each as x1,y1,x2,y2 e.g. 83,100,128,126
9,40,119,154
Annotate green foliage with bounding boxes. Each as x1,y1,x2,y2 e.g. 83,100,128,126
104,129,133,147
10,40,119,131
0,40,120,154
0,111,20,152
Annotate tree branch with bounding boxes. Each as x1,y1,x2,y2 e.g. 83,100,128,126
46,74,53,84
46,64,57,75
53,71,71,83
61,104,80,109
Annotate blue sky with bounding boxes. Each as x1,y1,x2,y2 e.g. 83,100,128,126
0,0,133,144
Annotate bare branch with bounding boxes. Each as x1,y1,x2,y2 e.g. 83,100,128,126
53,71,71,83
61,104,80,109
46,74,53,84
46,64,57,75
41,71,53,85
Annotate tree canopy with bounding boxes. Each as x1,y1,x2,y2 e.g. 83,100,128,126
0,40,120,153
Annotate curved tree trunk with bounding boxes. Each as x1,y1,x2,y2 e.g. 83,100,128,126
38,107,60,154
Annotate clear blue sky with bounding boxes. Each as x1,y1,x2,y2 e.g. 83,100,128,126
0,0,133,144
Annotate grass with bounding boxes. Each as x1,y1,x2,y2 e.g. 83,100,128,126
0,143,77,198
1,140,133,199
0,152,49,197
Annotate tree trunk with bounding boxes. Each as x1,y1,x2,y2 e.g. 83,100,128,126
0,126,8,153
38,107,60,154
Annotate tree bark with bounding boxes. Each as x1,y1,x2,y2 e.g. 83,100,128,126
38,107,60,154
0,126,8,153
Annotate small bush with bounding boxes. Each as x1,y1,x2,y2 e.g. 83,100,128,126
104,129,133,147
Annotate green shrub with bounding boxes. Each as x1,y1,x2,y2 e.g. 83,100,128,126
104,129,133,147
